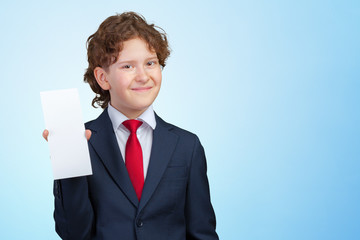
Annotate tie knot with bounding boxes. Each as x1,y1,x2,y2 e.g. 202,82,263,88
123,119,143,133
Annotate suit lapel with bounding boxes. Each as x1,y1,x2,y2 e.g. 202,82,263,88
87,109,139,207
138,114,179,212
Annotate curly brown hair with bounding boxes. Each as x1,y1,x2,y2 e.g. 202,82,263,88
84,12,170,109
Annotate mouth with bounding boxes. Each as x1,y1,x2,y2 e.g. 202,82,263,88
131,86,152,92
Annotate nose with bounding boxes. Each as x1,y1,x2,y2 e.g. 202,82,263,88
135,66,149,83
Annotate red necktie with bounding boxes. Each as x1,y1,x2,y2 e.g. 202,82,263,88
123,120,144,201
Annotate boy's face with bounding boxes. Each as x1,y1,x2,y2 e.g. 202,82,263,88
95,38,162,118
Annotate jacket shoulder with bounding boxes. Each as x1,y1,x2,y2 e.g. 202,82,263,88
85,120,95,129
156,114,200,142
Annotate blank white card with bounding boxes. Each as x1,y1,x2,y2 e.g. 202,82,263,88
40,88,92,180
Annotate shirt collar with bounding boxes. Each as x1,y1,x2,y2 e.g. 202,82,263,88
107,104,156,132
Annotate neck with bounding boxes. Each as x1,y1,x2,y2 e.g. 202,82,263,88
124,111,145,119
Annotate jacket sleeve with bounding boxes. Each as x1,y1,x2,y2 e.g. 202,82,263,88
53,176,94,240
185,136,219,240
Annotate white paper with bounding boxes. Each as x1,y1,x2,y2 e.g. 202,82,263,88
40,88,92,179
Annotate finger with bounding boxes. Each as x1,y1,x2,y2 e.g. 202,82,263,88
85,129,92,141
42,129,49,141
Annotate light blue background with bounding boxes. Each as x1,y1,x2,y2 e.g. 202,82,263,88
1,0,359,239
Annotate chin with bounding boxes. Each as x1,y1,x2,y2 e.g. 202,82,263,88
131,103,150,111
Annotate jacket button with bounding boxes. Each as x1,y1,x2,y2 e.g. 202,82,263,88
136,219,143,227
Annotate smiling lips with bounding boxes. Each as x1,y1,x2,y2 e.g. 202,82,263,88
131,86,153,92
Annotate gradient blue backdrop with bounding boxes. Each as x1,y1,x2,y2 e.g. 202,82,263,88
0,0,359,239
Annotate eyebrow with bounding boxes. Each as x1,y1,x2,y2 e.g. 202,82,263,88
117,56,158,64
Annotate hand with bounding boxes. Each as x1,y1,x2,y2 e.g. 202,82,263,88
42,129,92,141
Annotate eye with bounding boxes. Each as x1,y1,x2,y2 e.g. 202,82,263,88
122,64,133,69
147,60,157,66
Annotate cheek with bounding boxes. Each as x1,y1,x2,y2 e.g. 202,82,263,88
112,73,132,89
154,70,162,85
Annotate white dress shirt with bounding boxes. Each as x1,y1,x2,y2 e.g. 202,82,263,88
107,104,156,179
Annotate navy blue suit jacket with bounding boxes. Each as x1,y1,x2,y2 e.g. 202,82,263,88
53,109,218,240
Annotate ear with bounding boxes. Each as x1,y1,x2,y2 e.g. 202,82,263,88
94,67,111,90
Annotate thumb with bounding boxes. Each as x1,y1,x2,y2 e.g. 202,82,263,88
85,129,92,141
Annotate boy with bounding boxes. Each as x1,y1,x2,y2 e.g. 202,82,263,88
44,12,218,240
